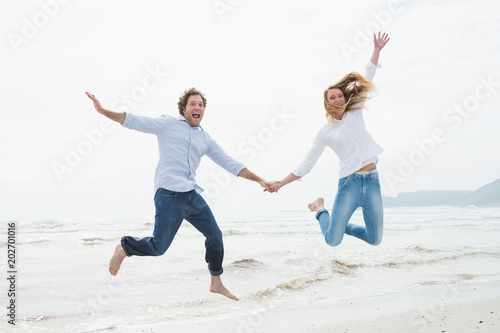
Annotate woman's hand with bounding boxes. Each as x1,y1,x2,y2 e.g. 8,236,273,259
373,31,390,51
371,32,390,66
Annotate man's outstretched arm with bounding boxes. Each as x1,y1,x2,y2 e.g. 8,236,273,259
238,168,276,192
86,92,125,124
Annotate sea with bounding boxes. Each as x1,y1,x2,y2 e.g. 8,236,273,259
1,206,500,332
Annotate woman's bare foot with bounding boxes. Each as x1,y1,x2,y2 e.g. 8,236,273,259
210,275,239,301
307,198,325,212
109,244,127,276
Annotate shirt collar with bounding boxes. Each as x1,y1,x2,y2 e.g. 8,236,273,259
178,115,204,131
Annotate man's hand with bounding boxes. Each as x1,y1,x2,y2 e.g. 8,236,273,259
86,92,105,114
85,92,125,124
238,168,278,193
259,180,272,192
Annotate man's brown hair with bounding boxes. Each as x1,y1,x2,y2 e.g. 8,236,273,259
177,88,207,115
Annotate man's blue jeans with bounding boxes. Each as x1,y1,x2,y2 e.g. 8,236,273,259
121,188,224,276
315,169,383,247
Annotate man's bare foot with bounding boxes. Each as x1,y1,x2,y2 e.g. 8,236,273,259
109,244,127,276
210,275,239,301
308,198,325,212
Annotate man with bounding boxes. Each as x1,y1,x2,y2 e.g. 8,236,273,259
86,88,273,301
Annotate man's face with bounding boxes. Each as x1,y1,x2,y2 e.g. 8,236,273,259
183,95,205,127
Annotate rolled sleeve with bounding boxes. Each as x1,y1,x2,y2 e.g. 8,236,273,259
121,113,168,135
364,61,382,81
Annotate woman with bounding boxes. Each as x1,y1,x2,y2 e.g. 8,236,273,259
271,32,390,247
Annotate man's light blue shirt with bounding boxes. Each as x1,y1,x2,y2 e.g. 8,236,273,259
122,113,246,193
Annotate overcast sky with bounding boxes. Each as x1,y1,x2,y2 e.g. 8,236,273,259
1,0,499,222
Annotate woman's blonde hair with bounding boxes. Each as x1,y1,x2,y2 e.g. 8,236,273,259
323,72,376,123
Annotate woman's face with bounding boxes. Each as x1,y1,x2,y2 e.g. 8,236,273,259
327,88,345,111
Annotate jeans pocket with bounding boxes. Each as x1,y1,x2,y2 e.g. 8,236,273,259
338,176,349,190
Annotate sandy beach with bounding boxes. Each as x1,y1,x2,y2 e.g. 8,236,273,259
88,280,499,333
2,207,500,332
322,297,499,333
288,288,500,333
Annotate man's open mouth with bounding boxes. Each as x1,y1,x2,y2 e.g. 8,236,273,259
193,113,200,119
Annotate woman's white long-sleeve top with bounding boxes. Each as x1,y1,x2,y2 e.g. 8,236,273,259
292,61,383,179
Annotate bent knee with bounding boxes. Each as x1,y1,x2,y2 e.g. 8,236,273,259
152,247,168,256
326,236,343,247
206,235,223,249
368,234,383,246
151,242,169,256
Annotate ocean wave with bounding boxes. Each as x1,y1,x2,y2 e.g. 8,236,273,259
417,274,476,286
382,246,478,267
254,266,333,298
79,237,111,246
19,239,51,246
330,259,361,275
246,244,498,300
384,207,500,225
220,227,319,236
343,245,499,269
229,258,266,269
252,260,362,299
0,239,51,247
223,229,246,236
32,220,65,229
19,220,82,234
457,273,475,281
22,314,55,322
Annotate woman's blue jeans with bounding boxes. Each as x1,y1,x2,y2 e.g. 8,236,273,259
121,188,224,276
316,169,383,247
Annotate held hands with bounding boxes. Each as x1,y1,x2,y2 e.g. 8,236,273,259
263,180,281,193
373,32,390,51
262,173,298,193
238,169,281,193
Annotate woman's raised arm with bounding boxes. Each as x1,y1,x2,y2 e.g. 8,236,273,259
370,32,390,66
